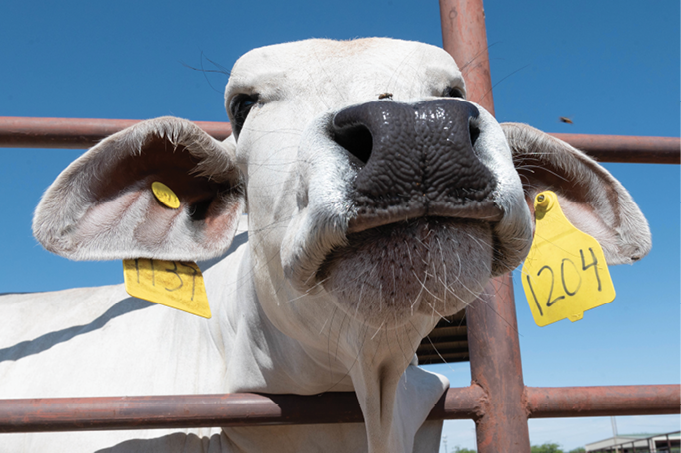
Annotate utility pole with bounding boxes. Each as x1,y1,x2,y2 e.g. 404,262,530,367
611,416,619,452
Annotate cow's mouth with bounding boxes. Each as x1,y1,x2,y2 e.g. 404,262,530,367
318,215,494,328
347,201,504,234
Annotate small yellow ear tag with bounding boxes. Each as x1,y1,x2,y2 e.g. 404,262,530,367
123,259,211,318
151,182,180,209
521,191,615,327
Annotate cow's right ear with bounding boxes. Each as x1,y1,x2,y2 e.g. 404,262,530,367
33,116,244,262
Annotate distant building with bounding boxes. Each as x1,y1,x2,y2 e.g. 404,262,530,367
585,431,679,452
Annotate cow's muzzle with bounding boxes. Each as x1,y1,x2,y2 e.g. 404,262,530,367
332,99,502,233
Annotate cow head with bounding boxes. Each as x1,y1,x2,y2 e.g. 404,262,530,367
32,39,651,453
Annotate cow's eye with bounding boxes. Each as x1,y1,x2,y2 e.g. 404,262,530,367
229,94,259,136
443,87,465,99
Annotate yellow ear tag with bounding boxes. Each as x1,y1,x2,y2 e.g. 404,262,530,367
151,182,180,209
521,191,615,327
123,259,211,318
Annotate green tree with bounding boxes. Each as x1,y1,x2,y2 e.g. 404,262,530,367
451,447,476,453
568,448,586,453
530,443,564,453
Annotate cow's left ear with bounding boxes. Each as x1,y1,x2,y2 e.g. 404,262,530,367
33,116,244,262
502,122,651,265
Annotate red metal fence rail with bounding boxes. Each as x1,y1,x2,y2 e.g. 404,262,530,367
0,385,677,433
0,117,232,149
0,0,678,451
0,117,677,164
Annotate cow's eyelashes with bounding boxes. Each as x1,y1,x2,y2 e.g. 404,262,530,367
443,87,465,99
230,93,259,136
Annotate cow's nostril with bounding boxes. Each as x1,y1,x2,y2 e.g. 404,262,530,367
333,123,373,164
469,122,480,149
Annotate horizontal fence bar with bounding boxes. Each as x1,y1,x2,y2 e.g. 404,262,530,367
428,384,484,421
0,393,363,433
526,385,681,418
0,388,475,433
0,117,232,149
0,387,481,434
551,132,679,164
1,385,677,433
0,117,677,164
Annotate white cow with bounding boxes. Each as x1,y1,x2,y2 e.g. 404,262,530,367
0,38,651,453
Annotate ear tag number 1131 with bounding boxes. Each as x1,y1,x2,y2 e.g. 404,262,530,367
521,191,615,327
123,259,212,318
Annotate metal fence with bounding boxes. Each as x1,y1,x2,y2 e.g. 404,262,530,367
0,0,678,451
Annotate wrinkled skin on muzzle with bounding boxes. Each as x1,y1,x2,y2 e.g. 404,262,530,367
280,99,532,329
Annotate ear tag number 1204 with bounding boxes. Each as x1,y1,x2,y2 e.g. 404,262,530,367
521,191,615,327
123,259,212,318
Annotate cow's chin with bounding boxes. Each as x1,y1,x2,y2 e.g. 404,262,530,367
319,217,494,329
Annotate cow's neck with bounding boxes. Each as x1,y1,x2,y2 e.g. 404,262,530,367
211,245,448,452
347,323,449,453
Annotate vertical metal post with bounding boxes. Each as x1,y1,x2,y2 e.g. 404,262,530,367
439,0,495,115
439,0,531,451
467,276,529,451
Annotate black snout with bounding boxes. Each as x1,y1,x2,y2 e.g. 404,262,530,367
332,100,499,232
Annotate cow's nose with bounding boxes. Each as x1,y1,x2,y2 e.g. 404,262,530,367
332,99,481,166
332,100,496,224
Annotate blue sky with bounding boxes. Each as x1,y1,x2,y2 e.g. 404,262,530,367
1,0,678,450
